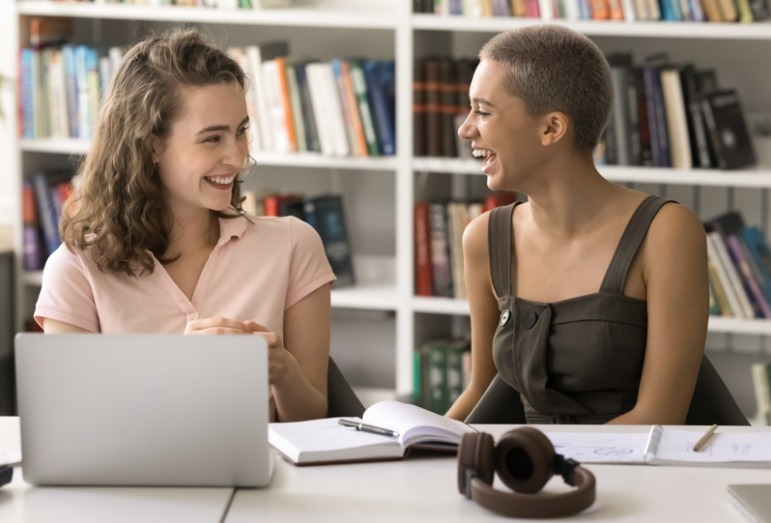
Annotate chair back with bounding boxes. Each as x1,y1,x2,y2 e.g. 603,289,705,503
464,374,526,424
686,356,749,425
327,357,365,418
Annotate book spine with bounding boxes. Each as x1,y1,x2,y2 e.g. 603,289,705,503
363,59,397,156
332,59,368,157
293,61,322,154
751,362,771,425
33,172,63,257
348,61,380,156
414,202,434,297
21,180,44,271
428,202,454,298
727,235,771,318
307,195,356,287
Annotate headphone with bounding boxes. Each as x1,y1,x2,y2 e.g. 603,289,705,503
457,426,596,518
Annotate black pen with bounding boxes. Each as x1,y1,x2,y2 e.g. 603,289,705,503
338,418,399,438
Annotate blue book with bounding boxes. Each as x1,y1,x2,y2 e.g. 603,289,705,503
33,171,63,257
740,226,771,307
20,48,35,138
362,59,396,156
303,194,355,287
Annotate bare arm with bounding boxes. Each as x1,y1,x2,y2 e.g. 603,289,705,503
609,204,709,425
446,212,499,421
42,318,92,333
267,283,331,422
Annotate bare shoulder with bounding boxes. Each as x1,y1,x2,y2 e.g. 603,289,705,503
649,201,706,243
644,201,707,272
462,208,492,258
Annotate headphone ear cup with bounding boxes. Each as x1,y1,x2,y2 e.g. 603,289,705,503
494,426,555,494
457,432,495,496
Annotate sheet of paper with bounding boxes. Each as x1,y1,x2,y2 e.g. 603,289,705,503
541,431,650,464
654,429,771,463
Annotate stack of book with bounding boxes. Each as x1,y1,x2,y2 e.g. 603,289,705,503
600,52,757,171
18,18,396,159
413,337,471,414
413,192,520,299
21,170,74,271
705,211,771,319
416,0,770,23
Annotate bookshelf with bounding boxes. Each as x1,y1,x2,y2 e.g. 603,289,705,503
3,1,771,412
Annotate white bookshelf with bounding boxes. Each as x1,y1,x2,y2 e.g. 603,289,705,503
4,0,771,408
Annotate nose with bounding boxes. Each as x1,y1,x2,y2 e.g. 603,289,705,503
457,110,475,140
224,137,249,168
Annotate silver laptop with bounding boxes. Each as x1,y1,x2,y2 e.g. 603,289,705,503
15,333,275,487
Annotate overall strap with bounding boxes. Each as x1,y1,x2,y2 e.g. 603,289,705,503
488,203,518,298
600,195,674,294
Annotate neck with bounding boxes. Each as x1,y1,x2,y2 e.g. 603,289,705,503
166,210,219,258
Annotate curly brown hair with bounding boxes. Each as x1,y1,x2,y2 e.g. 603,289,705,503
61,27,248,276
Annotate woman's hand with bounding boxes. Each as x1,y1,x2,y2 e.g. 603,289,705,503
244,321,296,386
184,316,256,336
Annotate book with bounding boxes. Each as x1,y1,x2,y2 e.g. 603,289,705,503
428,202,453,298
706,229,754,319
642,53,671,168
701,89,756,170
363,59,396,156
243,41,290,152
348,60,380,156
268,400,476,465
21,180,45,271
330,58,367,157
751,361,771,425
413,201,433,296
607,52,634,166
542,425,771,467
679,64,712,168
413,59,427,157
303,194,355,287
660,64,692,170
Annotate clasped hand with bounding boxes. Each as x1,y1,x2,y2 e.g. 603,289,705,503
184,317,293,386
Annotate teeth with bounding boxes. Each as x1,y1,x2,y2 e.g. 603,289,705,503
206,175,235,185
472,149,491,158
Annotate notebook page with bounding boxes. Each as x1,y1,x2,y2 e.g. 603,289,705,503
541,430,651,464
653,428,771,464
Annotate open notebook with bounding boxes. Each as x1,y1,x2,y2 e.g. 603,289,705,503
541,425,771,468
269,400,476,465
15,333,275,487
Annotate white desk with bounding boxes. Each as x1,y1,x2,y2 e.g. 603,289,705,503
2,418,770,523
226,424,771,523
0,417,234,523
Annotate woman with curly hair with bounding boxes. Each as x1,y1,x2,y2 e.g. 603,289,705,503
34,27,335,422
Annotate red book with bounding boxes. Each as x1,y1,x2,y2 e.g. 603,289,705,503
414,202,433,296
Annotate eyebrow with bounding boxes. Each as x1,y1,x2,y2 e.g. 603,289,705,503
471,97,495,107
197,116,250,135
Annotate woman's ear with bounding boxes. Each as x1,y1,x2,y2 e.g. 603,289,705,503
540,111,569,146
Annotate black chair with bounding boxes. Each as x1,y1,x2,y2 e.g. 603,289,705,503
685,356,749,425
464,374,526,424
326,357,365,418
464,356,749,425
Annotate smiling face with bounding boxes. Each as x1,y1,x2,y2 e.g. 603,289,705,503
457,59,547,192
152,82,249,218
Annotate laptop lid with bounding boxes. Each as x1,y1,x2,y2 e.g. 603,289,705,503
15,333,274,487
